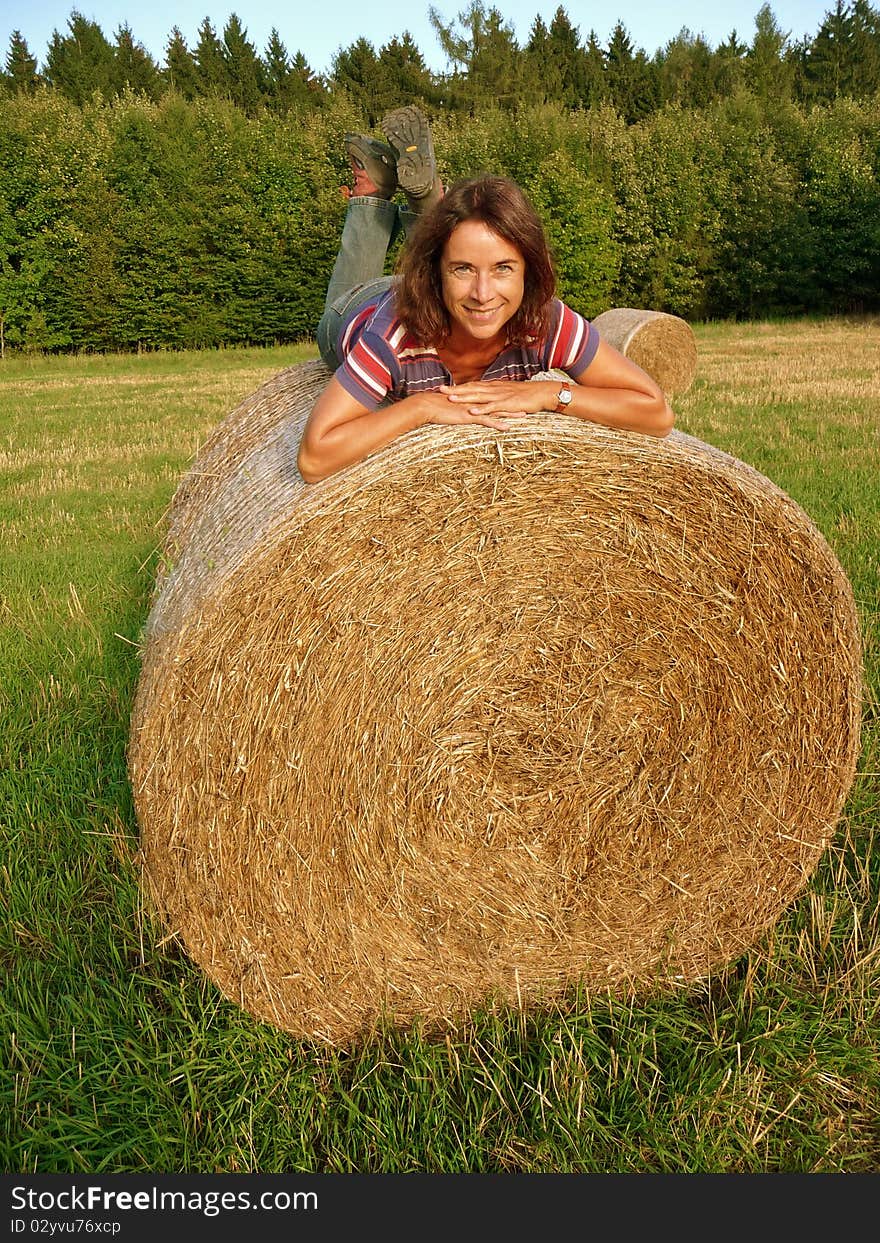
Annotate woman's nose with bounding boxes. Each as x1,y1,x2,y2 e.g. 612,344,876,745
473,271,492,302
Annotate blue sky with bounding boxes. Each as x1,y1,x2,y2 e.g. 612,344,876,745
1,1,839,73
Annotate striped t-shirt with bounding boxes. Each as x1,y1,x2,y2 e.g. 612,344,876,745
335,288,599,410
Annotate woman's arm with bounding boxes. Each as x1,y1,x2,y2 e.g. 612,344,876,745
297,377,526,483
440,338,675,438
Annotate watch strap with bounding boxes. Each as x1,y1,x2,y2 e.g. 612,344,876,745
554,381,572,414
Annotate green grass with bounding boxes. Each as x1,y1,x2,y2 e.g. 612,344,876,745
2,323,879,1173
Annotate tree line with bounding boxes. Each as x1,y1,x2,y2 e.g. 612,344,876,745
2,84,878,356
3,2,880,120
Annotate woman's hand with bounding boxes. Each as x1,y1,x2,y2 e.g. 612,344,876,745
298,379,528,483
438,380,555,417
444,342,675,439
411,388,527,431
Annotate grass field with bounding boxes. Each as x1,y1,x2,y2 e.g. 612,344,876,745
2,319,879,1173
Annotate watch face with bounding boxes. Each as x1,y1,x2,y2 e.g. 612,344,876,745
558,387,572,405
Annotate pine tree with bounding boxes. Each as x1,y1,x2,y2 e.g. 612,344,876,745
194,17,229,97
547,7,590,107
582,30,608,107
655,28,715,108
803,0,855,99
850,0,880,95
524,16,562,104
263,28,290,99
429,1,523,112
606,22,657,122
44,11,117,104
164,27,199,99
478,6,523,109
113,23,161,98
263,31,323,111
746,4,795,102
331,37,382,122
222,14,265,114
714,29,748,97
3,31,40,94
291,52,325,106
375,32,435,111
525,13,551,64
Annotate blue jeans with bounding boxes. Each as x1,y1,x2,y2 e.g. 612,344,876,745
316,196,418,370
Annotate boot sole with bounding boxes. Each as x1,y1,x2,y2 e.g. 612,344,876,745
381,107,436,199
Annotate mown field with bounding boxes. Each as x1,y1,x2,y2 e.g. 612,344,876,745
2,318,879,1173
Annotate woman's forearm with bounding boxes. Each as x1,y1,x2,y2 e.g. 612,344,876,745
560,381,674,438
442,377,674,439
298,397,425,483
298,381,524,483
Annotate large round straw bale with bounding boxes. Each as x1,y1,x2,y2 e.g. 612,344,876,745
130,365,861,1046
592,308,698,396
163,358,332,566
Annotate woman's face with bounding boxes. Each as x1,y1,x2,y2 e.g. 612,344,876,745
440,219,526,345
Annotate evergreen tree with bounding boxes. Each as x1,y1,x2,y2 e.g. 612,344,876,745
582,30,609,107
606,22,657,122
655,28,716,108
44,11,116,104
194,17,229,97
746,4,795,101
164,28,200,100
292,52,325,106
222,14,265,114
803,0,855,99
112,23,161,99
3,31,40,94
795,2,880,100
525,14,551,66
476,6,523,109
850,0,880,95
714,29,748,97
263,32,323,112
523,15,564,105
547,7,590,107
375,32,435,111
331,38,382,121
429,1,523,111
263,28,291,100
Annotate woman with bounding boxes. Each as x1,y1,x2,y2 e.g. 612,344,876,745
298,106,673,484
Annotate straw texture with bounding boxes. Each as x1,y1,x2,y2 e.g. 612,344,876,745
130,363,862,1046
592,308,698,396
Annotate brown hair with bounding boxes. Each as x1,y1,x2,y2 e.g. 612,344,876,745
395,176,556,347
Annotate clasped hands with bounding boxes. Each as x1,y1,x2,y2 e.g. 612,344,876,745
413,380,562,431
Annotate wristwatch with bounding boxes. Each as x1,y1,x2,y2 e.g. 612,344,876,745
554,381,572,413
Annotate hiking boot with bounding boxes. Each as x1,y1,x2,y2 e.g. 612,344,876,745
344,133,398,199
381,105,440,206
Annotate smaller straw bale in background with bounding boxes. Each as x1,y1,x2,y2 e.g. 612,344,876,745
592,308,698,396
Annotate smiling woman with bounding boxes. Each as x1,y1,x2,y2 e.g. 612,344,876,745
298,106,673,483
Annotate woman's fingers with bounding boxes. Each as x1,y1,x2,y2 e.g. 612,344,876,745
426,408,518,430
470,406,527,417
440,382,540,417
441,384,501,402
420,390,531,429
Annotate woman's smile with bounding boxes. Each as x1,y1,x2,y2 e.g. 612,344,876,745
463,305,502,321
